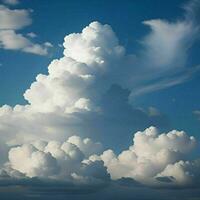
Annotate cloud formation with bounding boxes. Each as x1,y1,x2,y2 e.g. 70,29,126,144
0,5,31,30
1,135,108,186
0,5,52,55
0,30,50,55
0,0,200,195
2,0,19,6
88,127,200,188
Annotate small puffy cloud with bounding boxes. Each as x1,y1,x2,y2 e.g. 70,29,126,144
0,5,31,30
26,32,37,38
2,0,19,6
44,42,53,47
23,43,50,55
0,5,52,56
0,30,51,55
2,127,200,190
0,30,27,49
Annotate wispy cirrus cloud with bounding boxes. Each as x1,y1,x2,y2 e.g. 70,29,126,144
125,0,200,100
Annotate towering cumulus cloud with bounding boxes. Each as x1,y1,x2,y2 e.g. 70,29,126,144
1,127,200,189
0,1,200,194
24,22,125,113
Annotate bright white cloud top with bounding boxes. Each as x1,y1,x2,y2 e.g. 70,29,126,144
0,5,31,30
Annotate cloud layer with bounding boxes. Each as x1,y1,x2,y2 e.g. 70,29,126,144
1,127,200,191
5,135,108,185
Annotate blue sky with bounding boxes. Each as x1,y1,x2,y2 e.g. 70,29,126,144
1,0,200,199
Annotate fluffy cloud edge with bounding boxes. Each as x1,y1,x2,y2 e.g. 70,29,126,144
0,127,199,190
0,4,53,55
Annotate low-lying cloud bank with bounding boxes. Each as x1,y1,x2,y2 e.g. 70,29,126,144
1,135,109,187
0,4,52,55
0,127,200,191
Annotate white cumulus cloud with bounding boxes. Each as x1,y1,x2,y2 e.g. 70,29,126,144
1,127,200,189
0,5,31,30
0,30,50,55
0,15,198,150
2,135,109,186
89,127,199,187
0,5,52,55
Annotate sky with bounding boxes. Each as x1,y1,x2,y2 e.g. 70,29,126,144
0,0,200,199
